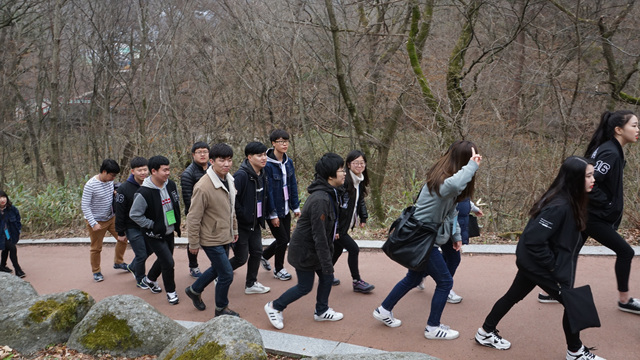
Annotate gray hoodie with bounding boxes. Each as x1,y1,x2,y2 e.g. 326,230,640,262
129,177,175,236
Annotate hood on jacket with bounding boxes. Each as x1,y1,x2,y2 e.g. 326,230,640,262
240,158,260,179
267,148,289,165
142,176,167,190
308,176,339,199
126,173,141,186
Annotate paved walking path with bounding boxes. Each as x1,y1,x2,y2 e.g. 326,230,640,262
7,237,640,359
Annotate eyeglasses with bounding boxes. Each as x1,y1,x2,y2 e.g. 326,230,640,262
351,161,366,167
338,169,347,173
274,140,289,145
194,150,209,155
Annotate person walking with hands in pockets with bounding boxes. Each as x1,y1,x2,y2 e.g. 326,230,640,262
373,141,481,340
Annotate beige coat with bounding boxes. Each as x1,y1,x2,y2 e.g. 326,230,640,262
187,167,238,249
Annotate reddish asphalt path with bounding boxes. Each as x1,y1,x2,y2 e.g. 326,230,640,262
8,243,639,359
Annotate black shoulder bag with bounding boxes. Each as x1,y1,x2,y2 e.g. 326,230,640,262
382,186,438,272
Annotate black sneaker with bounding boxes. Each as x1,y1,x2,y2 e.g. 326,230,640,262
215,307,240,317
185,286,206,311
142,277,162,293
15,269,26,278
0,265,12,273
113,262,129,271
93,272,104,282
618,298,640,314
538,293,559,303
332,278,340,286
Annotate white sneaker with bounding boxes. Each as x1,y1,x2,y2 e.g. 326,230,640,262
167,291,179,305
264,302,284,329
566,345,606,360
274,268,292,281
475,327,511,350
424,324,459,340
314,308,344,322
372,307,401,328
245,281,271,294
447,290,463,304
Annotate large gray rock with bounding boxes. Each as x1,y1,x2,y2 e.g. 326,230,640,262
67,295,183,357
0,272,39,306
160,316,267,360
312,353,440,360
0,289,94,355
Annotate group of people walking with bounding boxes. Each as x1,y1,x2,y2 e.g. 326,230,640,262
80,129,375,316
3,109,637,359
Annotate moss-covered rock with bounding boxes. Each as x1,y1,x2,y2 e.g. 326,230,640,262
0,289,95,355
67,294,183,358
159,316,267,360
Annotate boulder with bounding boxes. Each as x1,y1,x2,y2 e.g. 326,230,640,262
312,353,440,360
0,289,94,355
67,294,183,357
0,272,39,306
160,316,267,360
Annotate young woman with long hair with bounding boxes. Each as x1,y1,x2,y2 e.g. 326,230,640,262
0,190,24,278
332,150,375,293
475,156,605,360
584,110,639,314
372,140,481,340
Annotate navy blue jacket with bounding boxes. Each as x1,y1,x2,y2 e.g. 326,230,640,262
265,148,300,218
115,174,142,236
0,205,22,249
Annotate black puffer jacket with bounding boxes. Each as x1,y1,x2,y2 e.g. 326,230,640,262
181,161,208,216
515,196,583,290
587,139,625,227
287,177,340,274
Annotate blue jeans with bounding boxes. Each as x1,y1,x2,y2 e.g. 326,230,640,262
440,240,461,277
126,228,155,283
191,244,233,309
273,268,333,315
381,247,453,327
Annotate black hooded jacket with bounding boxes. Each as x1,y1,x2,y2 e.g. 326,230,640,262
234,159,268,231
287,177,340,274
587,139,625,227
515,196,583,290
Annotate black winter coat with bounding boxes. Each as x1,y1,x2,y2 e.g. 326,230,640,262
234,159,268,230
587,139,625,227
181,161,208,216
287,177,340,274
515,196,583,290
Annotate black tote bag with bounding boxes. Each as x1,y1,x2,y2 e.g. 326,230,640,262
468,215,480,238
560,285,601,333
382,206,438,272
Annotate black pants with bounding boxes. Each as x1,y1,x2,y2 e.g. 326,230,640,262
187,247,199,268
583,219,634,293
146,234,175,293
229,226,263,287
482,270,581,351
263,213,292,272
1,241,21,272
332,232,361,281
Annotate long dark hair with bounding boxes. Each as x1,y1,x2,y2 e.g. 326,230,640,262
0,190,12,209
585,110,636,157
529,156,591,231
345,150,369,197
426,140,477,202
